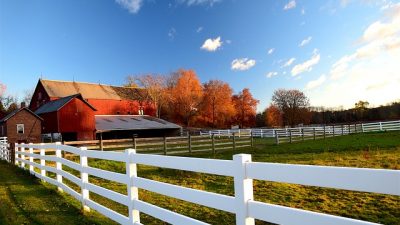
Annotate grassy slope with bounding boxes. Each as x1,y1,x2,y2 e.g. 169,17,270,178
0,161,116,225
1,131,399,225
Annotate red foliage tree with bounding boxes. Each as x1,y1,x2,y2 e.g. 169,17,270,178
232,88,259,128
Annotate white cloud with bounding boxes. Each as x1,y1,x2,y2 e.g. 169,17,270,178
282,57,296,67
266,71,278,78
305,75,326,90
201,37,222,51
226,40,232,44
267,48,275,55
231,58,256,71
301,8,306,15
179,0,221,6
299,36,312,47
307,3,400,108
168,28,177,40
115,0,142,14
196,26,203,33
291,49,320,76
284,0,296,10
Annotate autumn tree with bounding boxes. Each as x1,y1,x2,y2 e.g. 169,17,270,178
200,80,235,128
126,74,168,118
232,88,259,128
169,69,203,126
265,104,283,127
271,89,310,127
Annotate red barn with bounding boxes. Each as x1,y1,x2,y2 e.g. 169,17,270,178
35,94,97,141
30,79,155,116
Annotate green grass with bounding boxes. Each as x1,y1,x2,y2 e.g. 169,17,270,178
1,131,400,225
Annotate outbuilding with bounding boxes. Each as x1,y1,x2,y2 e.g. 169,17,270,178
0,107,43,143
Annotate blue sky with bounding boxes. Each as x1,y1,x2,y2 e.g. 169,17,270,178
1,0,399,111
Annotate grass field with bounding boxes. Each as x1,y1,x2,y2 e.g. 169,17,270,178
1,131,399,225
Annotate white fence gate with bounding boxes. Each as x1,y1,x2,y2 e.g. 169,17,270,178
14,142,400,225
0,137,10,162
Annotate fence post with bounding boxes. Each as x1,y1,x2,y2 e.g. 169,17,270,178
126,149,140,224
163,137,167,155
233,133,236,151
250,131,254,147
379,122,383,131
313,128,316,140
212,134,215,155
233,154,254,225
40,143,46,180
361,123,365,133
132,136,136,149
188,134,192,154
55,142,63,193
275,130,279,145
354,124,357,133
29,143,33,174
21,143,25,169
301,129,305,142
323,126,326,139
341,125,344,136
13,144,18,165
332,125,335,137
289,130,292,143
80,147,90,212
99,133,104,151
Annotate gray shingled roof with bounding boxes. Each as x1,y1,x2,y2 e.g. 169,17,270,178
35,94,96,115
95,115,181,132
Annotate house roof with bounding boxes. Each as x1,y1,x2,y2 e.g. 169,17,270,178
95,115,181,132
0,108,43,122
35,94,97,115
39,79,147,100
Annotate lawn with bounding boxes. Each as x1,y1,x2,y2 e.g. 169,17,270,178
1,131,400,225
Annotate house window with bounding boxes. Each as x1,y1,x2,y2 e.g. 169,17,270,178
17,124,24,134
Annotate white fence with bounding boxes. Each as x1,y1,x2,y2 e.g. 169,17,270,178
13,142,400,225
0,137,10,162
200,120,400,138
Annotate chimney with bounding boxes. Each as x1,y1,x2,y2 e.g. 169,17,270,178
21,102,26,108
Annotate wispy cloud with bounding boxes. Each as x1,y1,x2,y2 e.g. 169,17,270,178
231,58,256,71
282,57,296,67
201,36,222,51
299,36,312,47
291,49,321,76
196,26,203,33
308,3,400,108
267,48,275,55
305,75,326,90
266,71,278,78
115,0,142,14
178,0,221,7
168,28,177,40
283,0,296,10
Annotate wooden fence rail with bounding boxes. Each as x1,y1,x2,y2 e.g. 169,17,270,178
0,137,10,162
64,134,252,154
9,143,400,225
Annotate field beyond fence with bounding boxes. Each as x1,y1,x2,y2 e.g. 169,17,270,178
0,137,398,225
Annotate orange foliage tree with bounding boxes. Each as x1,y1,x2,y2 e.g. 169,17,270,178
169,69,203,126
265,104,283,127
232,88,259,128
200,80,235,128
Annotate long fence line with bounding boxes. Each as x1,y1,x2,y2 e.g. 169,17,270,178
200,120,400,144
0,137,10,162
64,135,252,154
0,142,397,225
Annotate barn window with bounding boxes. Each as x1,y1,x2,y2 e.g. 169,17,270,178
17,124,24,134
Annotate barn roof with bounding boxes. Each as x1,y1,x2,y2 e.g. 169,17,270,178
39,79,146,100
95,115,181,132
35,94,96,115
0,108,43,122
